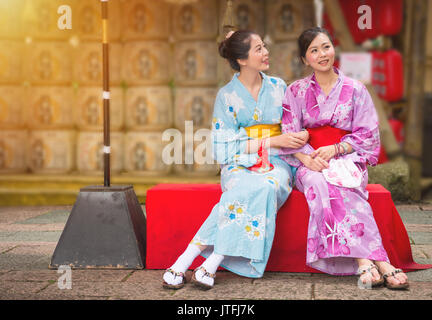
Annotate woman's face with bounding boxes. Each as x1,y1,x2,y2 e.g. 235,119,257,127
303,33,335,72
238,34,269,72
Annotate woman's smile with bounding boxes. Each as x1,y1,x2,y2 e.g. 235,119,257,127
318,59,329,66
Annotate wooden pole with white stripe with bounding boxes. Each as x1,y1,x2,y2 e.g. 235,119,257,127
49,0,147,269
101,0,110,187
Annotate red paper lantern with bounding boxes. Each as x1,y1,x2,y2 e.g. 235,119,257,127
338,0,403,44
339,0,379,44
371,49,404,102
378,0,403,36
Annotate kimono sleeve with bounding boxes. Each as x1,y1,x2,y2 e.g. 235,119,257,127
278,84,314,167
211,91,259,167
341,84,381,166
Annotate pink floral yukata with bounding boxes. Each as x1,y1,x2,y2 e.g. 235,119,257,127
279,67,390,275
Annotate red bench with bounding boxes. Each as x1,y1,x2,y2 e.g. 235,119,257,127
145,184,430,273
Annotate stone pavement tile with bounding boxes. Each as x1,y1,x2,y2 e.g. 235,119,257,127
0,231,62,242
408,232,432,245
169,272,253,300
0,241,57,247
0,294,47,300
0,270,133,300
254,271,314,280
406,268,432,282
406,224,432,232
16,210,70,225
0,231,17,241
65,269,132,282
116,270,180,300
313,280,432,300
167,272,313,300
0,252,49,270
0,269,58,282
0,223,65,232
0,269,10,275
395,205,421,211
311,256,432,288
412,245,431,259
420,205,432,211
35,256,52,270
123,269,163,283
398,211,432,225
128,270,261,300
310,273,356,283
247,277,312,300
0,243,56,270
0,281,51,299
0,243,18,253
416,245,432,259
124,270,243,300
0,269,132,283
0,206,72,224
37,280,174,300
7,243,57,255
27,294,108,300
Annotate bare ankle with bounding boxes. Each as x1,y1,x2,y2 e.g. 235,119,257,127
356,258,373,266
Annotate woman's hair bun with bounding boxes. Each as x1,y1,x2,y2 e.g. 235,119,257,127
217,30,256,72
218,39,230,59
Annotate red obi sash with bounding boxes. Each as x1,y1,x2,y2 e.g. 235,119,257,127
306,125,351,149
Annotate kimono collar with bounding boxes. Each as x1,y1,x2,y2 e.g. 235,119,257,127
309,67,344,90
232,71,268,87
231,71,268,100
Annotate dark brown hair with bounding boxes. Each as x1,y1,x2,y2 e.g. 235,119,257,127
297,27,334,64
218,30,257,71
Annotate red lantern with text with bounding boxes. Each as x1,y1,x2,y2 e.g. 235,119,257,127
371,50,404,102
339,0,378,44
338,0,403,44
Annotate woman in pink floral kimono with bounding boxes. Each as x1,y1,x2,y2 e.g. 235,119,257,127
279,27,409,290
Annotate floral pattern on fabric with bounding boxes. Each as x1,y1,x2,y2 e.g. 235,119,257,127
191,72,295,278
280,68,389,275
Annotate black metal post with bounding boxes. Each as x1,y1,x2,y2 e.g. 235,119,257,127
102,0,110,187
50,0,147,270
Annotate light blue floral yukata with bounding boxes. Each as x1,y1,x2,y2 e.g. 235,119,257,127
191,72,295,278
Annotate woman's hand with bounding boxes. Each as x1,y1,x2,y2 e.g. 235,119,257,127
295,153,329,172
274,132,308,149
294,130,309,142
310,145,337,162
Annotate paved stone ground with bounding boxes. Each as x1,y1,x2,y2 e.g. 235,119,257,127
0,203,431,301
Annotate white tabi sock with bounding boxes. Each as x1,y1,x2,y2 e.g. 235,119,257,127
195,252,224,287
163,243,202,285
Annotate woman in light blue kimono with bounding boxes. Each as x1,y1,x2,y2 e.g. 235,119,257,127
162,30,309,290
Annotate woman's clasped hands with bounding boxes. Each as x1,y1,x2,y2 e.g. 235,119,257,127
276,131,336,172
294,144,338,172
275,130,309,149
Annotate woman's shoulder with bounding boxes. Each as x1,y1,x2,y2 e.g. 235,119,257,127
286,75,312,98
344,76,369,98
216,79,236,99
215,77,245,107
264,74,286,88
341,72,367,91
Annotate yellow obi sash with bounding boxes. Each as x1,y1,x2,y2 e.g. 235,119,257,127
244,124,281,139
